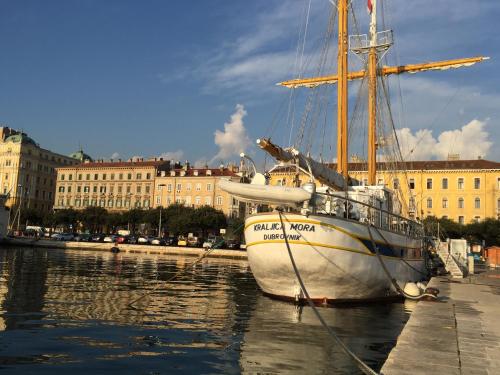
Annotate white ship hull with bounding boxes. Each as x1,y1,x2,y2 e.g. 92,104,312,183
245,212,425,302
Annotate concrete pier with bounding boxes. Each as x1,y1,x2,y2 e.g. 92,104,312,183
381,270,500,375
2,237,248,260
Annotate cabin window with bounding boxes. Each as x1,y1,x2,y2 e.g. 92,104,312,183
442,178,448,189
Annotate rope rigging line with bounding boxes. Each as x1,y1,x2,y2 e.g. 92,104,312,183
277,210,379,375
366,223,436,300
126,226,245,309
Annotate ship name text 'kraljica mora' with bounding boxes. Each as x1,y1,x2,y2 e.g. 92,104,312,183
220,0,487,302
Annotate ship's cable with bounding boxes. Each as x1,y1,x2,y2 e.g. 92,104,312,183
127,225,244,308
277,210,379,375
366,224,437,300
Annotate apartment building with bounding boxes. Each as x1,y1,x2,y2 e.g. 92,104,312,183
0,127,81,211
269,159,500,223
54,158,171,211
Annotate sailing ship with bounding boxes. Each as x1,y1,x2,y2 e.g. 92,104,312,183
220,0,487,301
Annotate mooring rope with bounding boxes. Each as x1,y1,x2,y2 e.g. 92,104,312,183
366,224,436,301
127,224,245,308
277,210,378,375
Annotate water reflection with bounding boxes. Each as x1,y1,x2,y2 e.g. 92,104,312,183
0,247,412,374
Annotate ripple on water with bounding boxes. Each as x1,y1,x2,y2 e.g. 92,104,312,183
0,247,412,374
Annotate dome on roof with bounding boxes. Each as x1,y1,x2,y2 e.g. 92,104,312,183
4,133,37,146
69,149,93,162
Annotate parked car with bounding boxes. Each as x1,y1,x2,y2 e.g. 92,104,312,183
177,236,187,246
103,235,118,243
151,237,166,246
187,236,202,247
164,236,176,246
91,233,106,242
52,233,75,241
137,236,153,244
225,239,240,250
74,233,92,242
203,237,224,249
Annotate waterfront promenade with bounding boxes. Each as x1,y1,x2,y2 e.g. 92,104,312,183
3,237,248,260
381,270,500,375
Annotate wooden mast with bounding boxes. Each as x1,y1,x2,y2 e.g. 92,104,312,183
337,0,348,178
367,0,378,185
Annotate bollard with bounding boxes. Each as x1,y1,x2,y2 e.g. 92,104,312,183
468,255,474,275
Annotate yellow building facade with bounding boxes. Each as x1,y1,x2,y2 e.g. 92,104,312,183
0,127,80,212
54,158,171,211
153,165,245,218
269,159,500,223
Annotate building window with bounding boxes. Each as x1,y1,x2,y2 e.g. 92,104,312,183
409,178,415,190
498,178,500,190
119,173,123,180
426,178,432,189
68,175,73,181
474,216,481,223
363,178,368,186
457,178,464,189
127,173,132,180
145,185,150,193
195,196,201,205
216,196,223,206
442,197,448,208
156,196,161,205
100,186,106,193
67,186,72,193
111,174,115,180
458,216,465,225
184,196,191,206
146,173,151,179
99,199,105,207
77,186,81,193
102,174,107,180
78,174,82,180
207,183,212,191
144,199,150,208
86,174,90,180
94,174,98,180
205,197,211,205
108,199,113,207
393,178,399,190
442,178,448,189
167,184,172,193
196,183,201,191
61,174,65,181
93,186,97,193
83,199,89,207
118,185,122,193
458,197,464,209
426,197,432,209
137,185,141,193
126,186,131,193
135,200,141,208
186,183,192,191
474,178,480,189
116,199,122,208
75,199,81,207
474,197,480,209
58,186,65,193
83,186,90,193
377,178,384,186
176,183,182,192
125,200,130,208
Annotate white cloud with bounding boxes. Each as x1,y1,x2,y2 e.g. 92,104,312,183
159,150,184,161
397,119,493,160
210,104,251,163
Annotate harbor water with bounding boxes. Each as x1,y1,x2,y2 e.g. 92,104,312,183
0,246,414,374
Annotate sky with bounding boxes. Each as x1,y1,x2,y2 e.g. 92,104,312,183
0,0,499,166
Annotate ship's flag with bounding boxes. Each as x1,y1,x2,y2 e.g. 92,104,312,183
367,0,373,14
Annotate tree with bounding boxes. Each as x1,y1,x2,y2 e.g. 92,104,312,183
123,209,144,234
53,208,80,232
21,208,44,226
164,204,195,235
192,205,227,237
80,207,108,233
227,217,245,240
423,216,464,240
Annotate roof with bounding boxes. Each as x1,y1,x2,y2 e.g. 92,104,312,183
160,167,238,177
272,159,500,173
69,149,93,162
57,160,169,170
4,133,37,146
